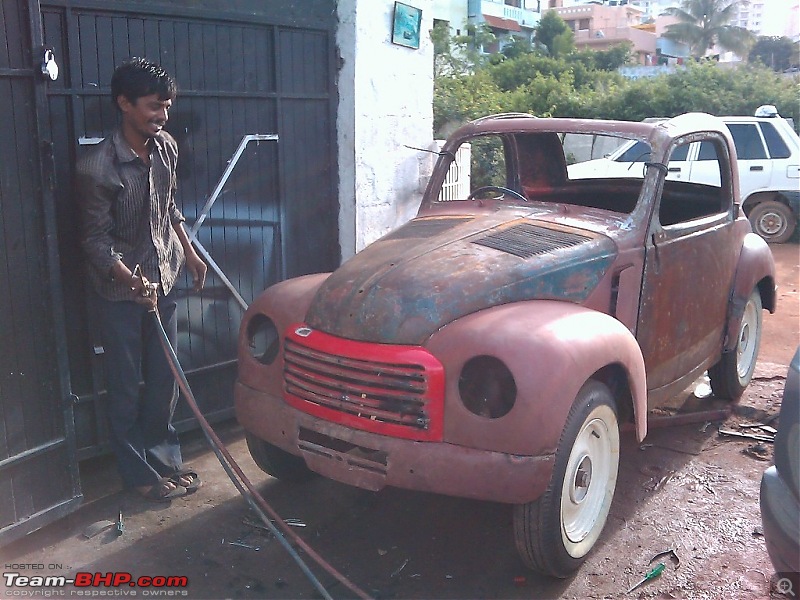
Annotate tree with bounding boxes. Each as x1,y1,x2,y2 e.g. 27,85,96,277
431,21,497,77
534,10,574,58
663,0,754,59
749,36,797,72
433,71,506,136
573,43,634,71
501,36,534,60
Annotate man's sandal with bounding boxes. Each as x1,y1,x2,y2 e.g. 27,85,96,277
168,469,202,494
137,478,188,502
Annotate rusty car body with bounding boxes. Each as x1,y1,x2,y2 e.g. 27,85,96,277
235,113,776,577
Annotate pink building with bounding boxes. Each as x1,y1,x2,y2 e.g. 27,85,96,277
554,2,657,64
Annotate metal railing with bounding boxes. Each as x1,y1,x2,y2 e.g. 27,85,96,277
436,141,471,201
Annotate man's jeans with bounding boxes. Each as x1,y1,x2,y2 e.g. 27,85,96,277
93,290,183,488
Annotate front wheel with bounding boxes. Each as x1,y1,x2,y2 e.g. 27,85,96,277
709,289,762,400
513,380,620,578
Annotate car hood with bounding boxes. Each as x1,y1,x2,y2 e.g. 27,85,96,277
305,214,617,345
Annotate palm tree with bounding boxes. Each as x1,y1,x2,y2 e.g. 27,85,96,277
663,0,755,59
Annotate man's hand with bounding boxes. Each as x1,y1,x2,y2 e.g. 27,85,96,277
185,251,207,291
130,266,158,309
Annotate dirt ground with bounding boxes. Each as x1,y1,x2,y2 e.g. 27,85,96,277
2,243,798,600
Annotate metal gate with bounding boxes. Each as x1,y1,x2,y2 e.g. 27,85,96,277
0,0,338,542
0,0,82,545
42,0,340,458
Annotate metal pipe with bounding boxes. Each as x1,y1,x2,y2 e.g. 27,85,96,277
189,134,279,237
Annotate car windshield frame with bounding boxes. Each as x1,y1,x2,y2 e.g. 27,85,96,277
431,128,660,218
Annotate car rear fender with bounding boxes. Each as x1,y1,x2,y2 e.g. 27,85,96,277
237,273,331,393
426,301,648,457
724,232,776,352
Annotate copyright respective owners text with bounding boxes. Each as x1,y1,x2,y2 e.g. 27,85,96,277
4,564,189,597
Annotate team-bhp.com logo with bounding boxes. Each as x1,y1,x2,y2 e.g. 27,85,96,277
4,571,189,596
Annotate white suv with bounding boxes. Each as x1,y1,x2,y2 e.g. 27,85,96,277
569,107,800,243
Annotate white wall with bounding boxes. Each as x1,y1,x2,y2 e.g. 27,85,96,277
337,0,435,260
432,0,469,34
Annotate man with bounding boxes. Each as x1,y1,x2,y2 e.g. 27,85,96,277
76,58,207,501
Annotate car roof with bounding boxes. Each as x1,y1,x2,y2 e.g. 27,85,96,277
444,113,732,151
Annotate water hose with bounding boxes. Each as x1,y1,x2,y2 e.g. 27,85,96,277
151,309,372,600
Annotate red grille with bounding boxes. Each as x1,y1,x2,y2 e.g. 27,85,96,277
282,325,445,441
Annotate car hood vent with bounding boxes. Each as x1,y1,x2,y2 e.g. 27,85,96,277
472,222,591,258
383,217,474,240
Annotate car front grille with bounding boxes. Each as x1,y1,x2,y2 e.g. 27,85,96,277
282,331,444,440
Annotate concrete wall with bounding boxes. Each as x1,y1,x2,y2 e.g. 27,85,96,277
337,0,435,260
432,0,469,34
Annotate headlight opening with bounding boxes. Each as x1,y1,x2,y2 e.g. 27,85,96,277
247,315,280,365
458,355,517,418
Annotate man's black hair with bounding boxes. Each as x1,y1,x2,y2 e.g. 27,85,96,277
111,57,176,107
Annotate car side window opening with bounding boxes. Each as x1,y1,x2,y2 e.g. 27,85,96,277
667,143,690,162
470,135,509,191
659,139,727,227
697,141,718,161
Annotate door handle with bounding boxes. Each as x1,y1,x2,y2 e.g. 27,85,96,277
667,167,681,172
750,166,764,171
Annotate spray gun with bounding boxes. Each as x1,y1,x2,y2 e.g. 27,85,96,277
131,264,159,305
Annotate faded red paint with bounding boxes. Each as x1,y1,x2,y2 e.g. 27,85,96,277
235,113,775,508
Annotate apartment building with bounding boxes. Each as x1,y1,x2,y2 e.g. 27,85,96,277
433,0,540,50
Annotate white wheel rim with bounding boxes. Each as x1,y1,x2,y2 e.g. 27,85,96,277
737,297,759,380
560,404,619,558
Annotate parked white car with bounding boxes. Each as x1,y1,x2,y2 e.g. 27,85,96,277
569,107,800,243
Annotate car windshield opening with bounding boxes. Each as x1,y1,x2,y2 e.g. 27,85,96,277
437,131,650,215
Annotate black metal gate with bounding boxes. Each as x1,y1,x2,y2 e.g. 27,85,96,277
43,0,340,458
1,0,338,542
0,0,81,545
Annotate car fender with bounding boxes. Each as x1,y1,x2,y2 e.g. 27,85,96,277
724,232,776,352
237,273,331,393
426,300,648,458
777,190,800,216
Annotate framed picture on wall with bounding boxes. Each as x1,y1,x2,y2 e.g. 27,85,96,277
392,2,422,49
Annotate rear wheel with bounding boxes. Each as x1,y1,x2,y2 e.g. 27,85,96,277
246,433,316,482
748,200,795,243
513,380,619,578
709,289,762,400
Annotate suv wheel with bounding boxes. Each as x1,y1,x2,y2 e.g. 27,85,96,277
513,380,619,578
749,200,796,243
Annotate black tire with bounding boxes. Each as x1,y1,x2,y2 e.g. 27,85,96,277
709,289,763,400
513,380,620,578
246,433,316,483
748,200,796,244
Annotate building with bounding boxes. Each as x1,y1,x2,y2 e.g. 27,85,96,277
789,1,800,42
733,0,767,36
555,2,657,64
433,0,541,52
